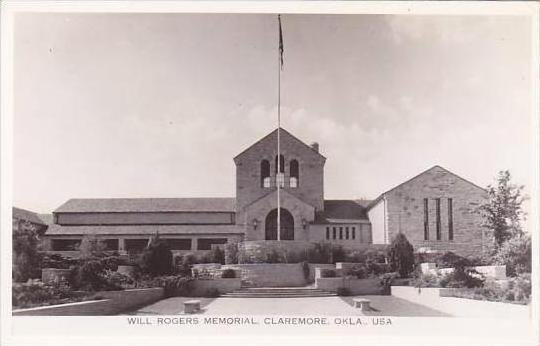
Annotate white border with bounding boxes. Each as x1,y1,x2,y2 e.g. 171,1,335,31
1,1,539,346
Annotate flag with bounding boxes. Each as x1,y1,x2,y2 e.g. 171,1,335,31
279,14,284,70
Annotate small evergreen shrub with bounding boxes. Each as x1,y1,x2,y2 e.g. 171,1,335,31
139,235,173,276
224,242,239,264
387,233,414,278
301,261,310,281
221,269,236,279
379,272,398,295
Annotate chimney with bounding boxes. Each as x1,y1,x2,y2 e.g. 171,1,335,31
310,142,319,153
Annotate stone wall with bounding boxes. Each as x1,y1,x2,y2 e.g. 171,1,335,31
12,288,164,316
384,166,488,257
191,278,242,294
222,263,307,287
315,278,382,295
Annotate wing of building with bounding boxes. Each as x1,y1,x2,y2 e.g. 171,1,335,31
37,128,489,257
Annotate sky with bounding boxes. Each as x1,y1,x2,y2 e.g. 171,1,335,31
13,13,534,214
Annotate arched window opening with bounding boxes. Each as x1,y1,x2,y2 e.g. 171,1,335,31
290,159,299,188
260,160,270,188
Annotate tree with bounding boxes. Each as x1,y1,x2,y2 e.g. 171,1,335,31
139,234,173,276
493,233,531,276
13,221,43,282
387,233,414,278
479,170,526,248
78,236,107,259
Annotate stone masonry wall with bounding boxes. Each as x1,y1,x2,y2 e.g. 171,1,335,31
234,129,326,212
385,166,488,257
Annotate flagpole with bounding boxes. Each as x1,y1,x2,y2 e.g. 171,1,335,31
277,14,282,242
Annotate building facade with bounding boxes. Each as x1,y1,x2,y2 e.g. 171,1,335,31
38,128,489,257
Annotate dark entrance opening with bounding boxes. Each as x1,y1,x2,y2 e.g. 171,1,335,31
265,208,294,240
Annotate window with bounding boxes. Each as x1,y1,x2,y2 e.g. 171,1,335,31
448,198,454,241
165,239,192,250
345,227,349,240
332,227,337,239
423,198,429,240
436,198,441,240
326,227,330,240
276,173,285,188
275,155,285,174
339,227,343,240
51,239,81,251
260,160,270,188
125,239,149,253
352,227,356,240
197,238,228,250
103,239,119,251
290,160,299,188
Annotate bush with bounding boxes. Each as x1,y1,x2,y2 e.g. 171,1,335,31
224,241,239,264
439,267,484,289
320,269,337,278
139,234,173,276
266,249,281,263
301,261,310,281
331,245,346,264
345,265,368,279
413,273,441,288
204,288,221,298
176,254,196,276
221,269,236,279
307,242,332,264
336,287,351,296
12,280,82,309
210,247,225,264
379,272,398,295
13,223,42,282
387,233,414,278
143,275,193,297
435,251,471,269
493,234,531,276
40,253,78,270
78,236,107,259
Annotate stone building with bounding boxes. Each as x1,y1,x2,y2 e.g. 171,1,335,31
38,128,489,258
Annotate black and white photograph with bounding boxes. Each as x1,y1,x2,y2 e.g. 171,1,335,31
1,1,539,346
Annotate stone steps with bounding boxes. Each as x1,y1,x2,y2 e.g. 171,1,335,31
221,287,337,298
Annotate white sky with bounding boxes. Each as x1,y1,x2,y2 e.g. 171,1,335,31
13,13,533,213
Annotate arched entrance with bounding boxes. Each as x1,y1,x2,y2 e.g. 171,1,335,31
265,208,294,240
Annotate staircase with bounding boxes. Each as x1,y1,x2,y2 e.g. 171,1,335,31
221,287,337,298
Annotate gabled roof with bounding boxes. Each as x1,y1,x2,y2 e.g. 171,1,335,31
233,127,326,161
13,207,47,225
367,165,487,210
45,224,243,236
54,198,236,213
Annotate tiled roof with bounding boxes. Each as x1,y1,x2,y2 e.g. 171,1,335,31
54,198,236,213
13,207,47,225
45,224,243,236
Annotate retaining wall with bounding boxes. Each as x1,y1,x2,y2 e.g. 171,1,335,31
223,263,307,287
13,287,164,316
390,286,529,318
191,278,242,294
315,278,382,295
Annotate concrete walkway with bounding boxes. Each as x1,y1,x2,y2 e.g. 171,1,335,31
129,295,450,316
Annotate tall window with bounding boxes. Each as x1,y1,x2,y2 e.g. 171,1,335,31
289,159,299,188
352,227,356,240
332,227,337,240
326,227,330,240
339,227,343,240
345,227,349,240
423,198,429,240
448,198,454,241
436,198,441,240
260,160,270,187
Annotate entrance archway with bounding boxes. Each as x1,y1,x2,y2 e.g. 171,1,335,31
265,208,294,240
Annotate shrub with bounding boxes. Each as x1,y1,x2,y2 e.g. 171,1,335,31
78,236,107,259
12,280,81,309
75,260,106,291
307,242,332,264
336,287,351,296
101,270,134,290
345,265,368,279
321,269,337,278
221,269,236,279
439,267,484,288
210,247,225,264
413,273,441,288
204,288,221,298
13,222,43,282
492,234,531,276
387,233,414,278
146,276,193,297
40,253,77,270
435,251,471,269
224,241,239,264
331,245,346,264
176,254,196,276
379,272,398,295
139,234,173,276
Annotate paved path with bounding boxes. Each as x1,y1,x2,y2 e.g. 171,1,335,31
129,295,450,316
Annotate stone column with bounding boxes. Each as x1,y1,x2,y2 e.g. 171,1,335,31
191,238,198,251
118,238,127,255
